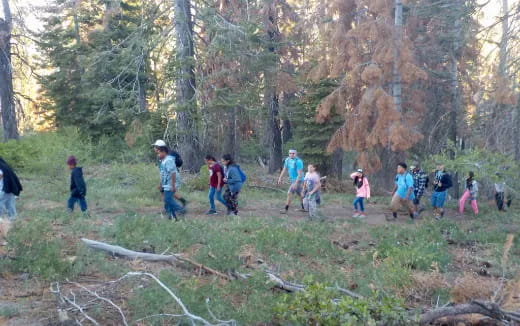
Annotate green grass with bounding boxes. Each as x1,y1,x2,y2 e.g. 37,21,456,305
2,157,519,324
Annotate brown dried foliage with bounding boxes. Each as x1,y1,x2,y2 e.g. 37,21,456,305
314,0,426,171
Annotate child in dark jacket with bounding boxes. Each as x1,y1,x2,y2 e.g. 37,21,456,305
67,156,87,212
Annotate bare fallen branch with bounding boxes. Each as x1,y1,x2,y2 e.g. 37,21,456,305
81,238,178,263
50,282,100,326
419,300,519,325
124,272,236,326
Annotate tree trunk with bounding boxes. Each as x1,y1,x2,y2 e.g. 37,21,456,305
264,5,283,174
173,0,201,172
329,148,343,179
0,0,19,141
392,0,402,112
223,106,239,159
516,96,520,161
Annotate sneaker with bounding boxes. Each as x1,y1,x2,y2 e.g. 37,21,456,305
168,214,178,221
357,213,366,219
352,211,360,218
297,208,308,212
206,210,217,215
280,209,288,214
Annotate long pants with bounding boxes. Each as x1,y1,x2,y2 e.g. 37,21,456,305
353,197,365,212
68,196,87,212
224,188,240,214
391,194,414,213
458,189,478,214
496,192,505,211
209,186,228,211
0,193,17,221
163,191,183,218
303,193,318,218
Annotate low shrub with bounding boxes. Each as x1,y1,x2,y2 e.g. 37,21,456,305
6,218,71,280
274,282,409,325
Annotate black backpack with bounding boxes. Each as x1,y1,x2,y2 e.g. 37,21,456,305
169,150,183,168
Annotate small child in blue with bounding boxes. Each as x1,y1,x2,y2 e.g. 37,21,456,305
67,156,87,212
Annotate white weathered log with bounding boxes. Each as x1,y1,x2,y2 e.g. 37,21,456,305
81,238,178,263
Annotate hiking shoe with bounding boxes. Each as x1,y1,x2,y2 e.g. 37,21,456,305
206,210,217,215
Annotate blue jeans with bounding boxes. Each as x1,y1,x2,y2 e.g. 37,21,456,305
0,193,17,221
209,187,228,211
68,196,88,212
353,197,364,212
163,191,183,218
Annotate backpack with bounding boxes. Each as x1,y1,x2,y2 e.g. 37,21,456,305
169,150,183,168
237,165,247,183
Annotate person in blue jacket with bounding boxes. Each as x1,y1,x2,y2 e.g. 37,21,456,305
67,156,87,213
221,154,243,216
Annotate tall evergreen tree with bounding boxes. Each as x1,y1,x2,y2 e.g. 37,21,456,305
0,0,19,141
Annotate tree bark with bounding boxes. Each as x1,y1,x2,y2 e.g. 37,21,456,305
0,0,19,141
264,3,283,174
392,0,402,112
329,148,343,179
223,106,239,159
173,0,201,172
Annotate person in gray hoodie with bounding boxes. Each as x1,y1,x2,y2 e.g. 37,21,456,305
221,154,244,216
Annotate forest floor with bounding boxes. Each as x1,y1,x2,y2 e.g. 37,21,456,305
0,163,519,325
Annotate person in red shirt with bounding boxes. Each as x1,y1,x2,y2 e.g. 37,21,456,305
205,155,228,215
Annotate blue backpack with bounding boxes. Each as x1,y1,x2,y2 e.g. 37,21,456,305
237,165,247,183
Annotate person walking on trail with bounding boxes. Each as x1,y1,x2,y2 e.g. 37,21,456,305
458,171,478,216
0,157,22,221
431,163,453,220
350,168,370,218
67,156,88,213
205,155,228,215
390,162,417,221
277,149,305,214
152,140,187,207
221,154,244,216
494,174,508,212
157,146,184,221
410,163,428,214
302,164,321,219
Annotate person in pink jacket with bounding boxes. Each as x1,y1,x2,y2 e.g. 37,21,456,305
351,169,370,218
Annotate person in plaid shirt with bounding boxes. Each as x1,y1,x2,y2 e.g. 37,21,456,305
410,162,428,213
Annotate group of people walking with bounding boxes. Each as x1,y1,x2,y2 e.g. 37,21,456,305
0,145,514,223
151,140,246,220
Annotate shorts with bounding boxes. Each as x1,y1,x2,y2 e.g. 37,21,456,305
287,182,303,195
431,191,447,208
391,194,414,212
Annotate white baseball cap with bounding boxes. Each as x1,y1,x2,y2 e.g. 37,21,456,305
152,139,167,147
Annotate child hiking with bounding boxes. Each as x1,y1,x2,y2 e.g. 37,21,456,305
67,156,87,213
350,169,370,218
302,164,321,219
221,154,244,216
458,171,478,215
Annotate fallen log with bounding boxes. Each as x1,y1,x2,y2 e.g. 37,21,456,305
82,238,232,280
81,238,178,263
419,300,520,325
